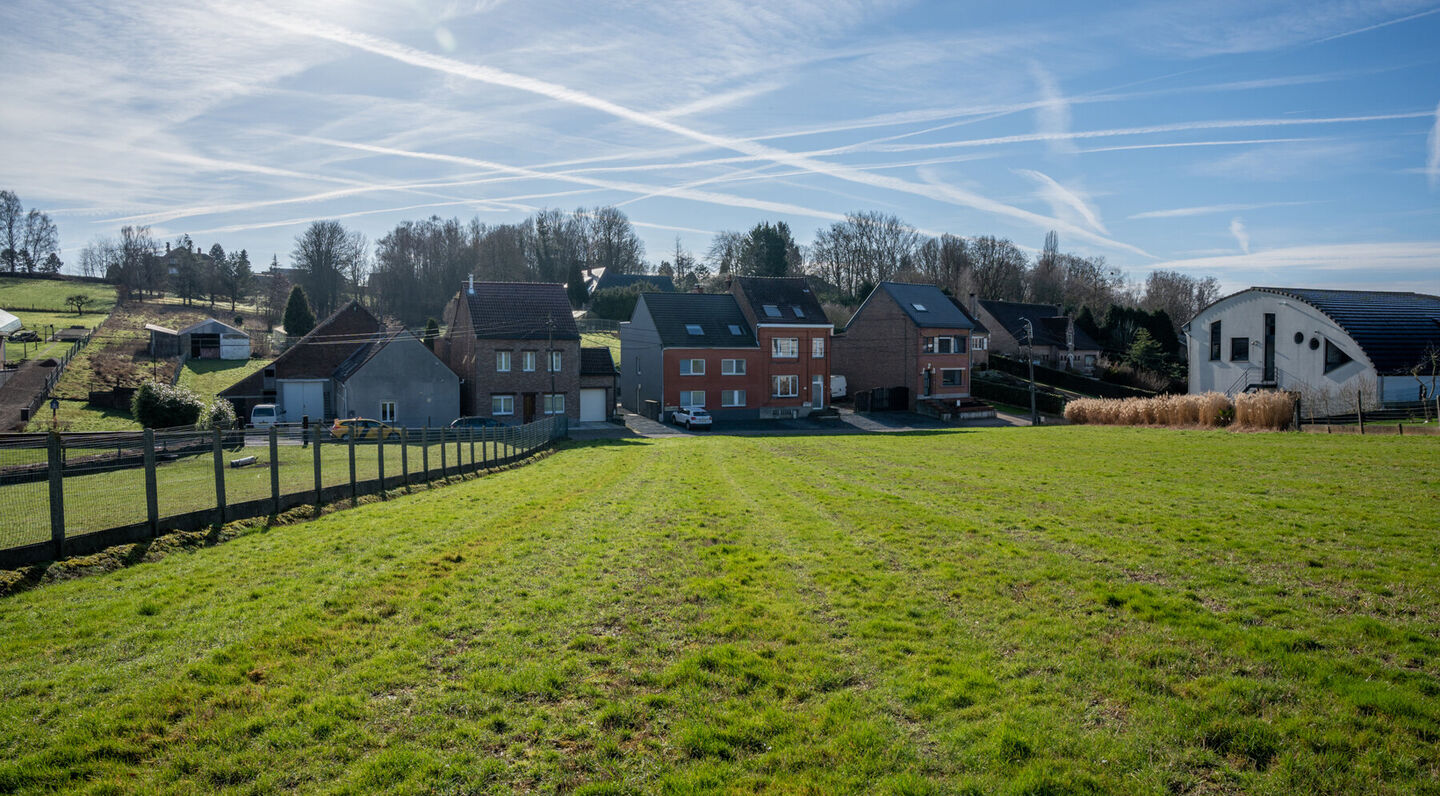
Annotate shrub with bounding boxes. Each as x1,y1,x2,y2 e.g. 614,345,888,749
1234,391,1296,431
131,381,206,429
201,397,238,430
1064,392,1234,428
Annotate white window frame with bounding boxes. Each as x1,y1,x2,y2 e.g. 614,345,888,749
379,400,396,423
812,337,825,358
679,358,705,376
973,336,988,351
522,351,536,372
721,389,745,407
492,394,515,416
721,358,746,375
772,337,799,358
940,368,965,388
496,350,511,372
679,390,705,408
543,393,565,415
772,375,799,398
549,350,562,372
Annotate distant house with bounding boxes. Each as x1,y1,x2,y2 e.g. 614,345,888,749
833,282,985,413
729,277,834,416
975,299,1101,374
222,301,457,426
1183,287,1440,405
619,292,763,419
583,267,675,297
579,347,618,422
178,318,249,361
440,280,581,422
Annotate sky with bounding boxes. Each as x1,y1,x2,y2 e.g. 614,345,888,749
1,0,1438,296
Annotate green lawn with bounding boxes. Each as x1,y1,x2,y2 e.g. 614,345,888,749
0,277,117,313
0,428,1437,794
582,331,621,366
177,357,271,397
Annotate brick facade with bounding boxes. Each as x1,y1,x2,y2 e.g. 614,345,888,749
832,285,973,411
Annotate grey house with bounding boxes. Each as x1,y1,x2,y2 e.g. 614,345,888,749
334,329,459,428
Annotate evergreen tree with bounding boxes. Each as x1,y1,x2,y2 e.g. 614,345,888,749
566,261,588,308
423,318,440,351
1126,328,1165,372
283,284,316,338
228,249,253,310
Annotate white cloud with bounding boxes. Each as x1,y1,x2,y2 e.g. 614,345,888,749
1146,241,1440,272
1130,201,1315,220
1016,169,1105,233
1030,62,1074,156
1229,217,1250,253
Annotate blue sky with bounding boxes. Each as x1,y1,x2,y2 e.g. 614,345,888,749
2,0,1438,294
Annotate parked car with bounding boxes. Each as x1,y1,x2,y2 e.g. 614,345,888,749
450,416,503,429
329,417,400,440
249,403,278,429
8,330,40,342
830,374,848,400
672,406,712,430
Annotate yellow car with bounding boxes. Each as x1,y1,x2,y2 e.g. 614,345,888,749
329,417,400,440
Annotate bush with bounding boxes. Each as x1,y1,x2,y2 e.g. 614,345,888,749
201,397,238,430
1234,391,1296,431
131,381,206,429
1064,393,1233,428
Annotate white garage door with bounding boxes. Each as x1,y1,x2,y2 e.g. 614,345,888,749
579,388,607,422
279,380,326,423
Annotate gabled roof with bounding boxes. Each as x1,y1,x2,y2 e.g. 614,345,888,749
1253,287,1440,374
221,301,383,396
462,282,580,341
873,282,974,329
637,293,758,348
979,299,1099,350
332,328,411,382
580,346,616,376
731,276,830,325
944,295,989,334
178,318,247,337
0,309,20,335
591,270,674,295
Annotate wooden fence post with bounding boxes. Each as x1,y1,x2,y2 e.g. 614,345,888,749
1357,390,1365,435
269,426,280,516
440,427,448,481
400,428,410,489
468,426,475,473
212,429,226,524
377,429,386,499
47,432,65,559
348,428,357,505
422,426,430,481
144,429,158,535
313,425,323,513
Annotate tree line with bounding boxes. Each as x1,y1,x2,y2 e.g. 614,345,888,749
0,190,62,274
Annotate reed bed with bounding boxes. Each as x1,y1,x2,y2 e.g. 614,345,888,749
1064,391,1294,431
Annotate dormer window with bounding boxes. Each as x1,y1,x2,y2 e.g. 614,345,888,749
763,305,781,317
685,324,703,335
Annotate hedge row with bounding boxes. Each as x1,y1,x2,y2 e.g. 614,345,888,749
971,378,1068,415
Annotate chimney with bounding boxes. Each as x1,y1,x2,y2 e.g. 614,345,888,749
968,292,977,318
468,274,474,295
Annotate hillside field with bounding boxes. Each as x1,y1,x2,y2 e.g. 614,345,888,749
0,428,1437,794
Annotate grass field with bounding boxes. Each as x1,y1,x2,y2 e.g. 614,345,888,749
0,428,1437,794
177,357,271,397
0,277,117,314
582,331,621,366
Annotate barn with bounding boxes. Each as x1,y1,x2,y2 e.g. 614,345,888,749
179,319,250,360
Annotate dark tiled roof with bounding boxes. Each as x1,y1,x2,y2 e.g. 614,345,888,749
1255,287,1440,374
593,271,675,294
639,293,758,348
732,277,830,324
876,282,974,329
944,294,990,334
979,300,1098,350
463,282,579,341
332,328,408,382
221,301,383,397
580,347,616,376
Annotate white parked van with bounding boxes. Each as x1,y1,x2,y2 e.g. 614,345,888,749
249,404,278,429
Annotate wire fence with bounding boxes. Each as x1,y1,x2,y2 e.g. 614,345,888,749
0,416,567,567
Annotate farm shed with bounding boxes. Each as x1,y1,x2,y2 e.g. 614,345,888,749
144,323,180,358
179,319,249,360
0,309,21,335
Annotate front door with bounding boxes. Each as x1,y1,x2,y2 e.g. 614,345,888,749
1263,313,1276,383
522,392,537,423
811,375,824,409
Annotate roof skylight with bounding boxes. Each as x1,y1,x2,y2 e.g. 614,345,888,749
685,324,703,335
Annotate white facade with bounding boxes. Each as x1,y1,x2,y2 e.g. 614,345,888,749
1186,290,1388,410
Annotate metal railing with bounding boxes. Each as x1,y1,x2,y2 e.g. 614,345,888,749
0,415,568,568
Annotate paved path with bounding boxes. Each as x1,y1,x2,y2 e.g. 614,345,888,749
601,408,1044,439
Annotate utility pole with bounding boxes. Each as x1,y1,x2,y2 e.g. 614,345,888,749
546,315,556,415
1021,317,1037,426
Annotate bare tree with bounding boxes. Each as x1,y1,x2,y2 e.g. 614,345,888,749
705,230,746,276
1028,230,1065,304
0,191,21,272
583,206,644,275
969,236,1029,302
292,220,366,315
19,209,58,274
1142,270,1221,330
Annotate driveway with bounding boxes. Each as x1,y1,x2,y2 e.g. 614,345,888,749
610,407,1037,439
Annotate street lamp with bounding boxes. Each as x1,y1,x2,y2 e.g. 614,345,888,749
1019,317,1037,425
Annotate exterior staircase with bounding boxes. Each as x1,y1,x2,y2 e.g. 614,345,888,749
917,397,996,422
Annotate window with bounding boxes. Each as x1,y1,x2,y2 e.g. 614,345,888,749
1230,337,1250,361
728,324,744,336
685,324,703,335
923,336,959,354
940,368,965,387
772,375,799,397
679,390,705,407
522,351,536,371
772,337,799,358
912,303,928,312
973,336,988,351
679,358,705,375
721,389,745,407
793,306,805,318
379,401,396,423
549,351,562,372
812,337,825,358
491,394,515,415
1209,321,1222,361
763,304,781,317
543,393,565,414
722,358,746,375
1323,339,1352,374
496,350,511,372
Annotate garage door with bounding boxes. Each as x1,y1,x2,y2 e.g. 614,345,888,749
279,380,326,423
579,388,607,422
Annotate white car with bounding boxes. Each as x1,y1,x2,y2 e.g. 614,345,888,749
249,403,278,429
672,406,712,430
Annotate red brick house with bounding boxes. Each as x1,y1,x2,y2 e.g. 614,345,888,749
728,277,833,417
619,293,766,420
440,280,581,422
833,282,991,416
